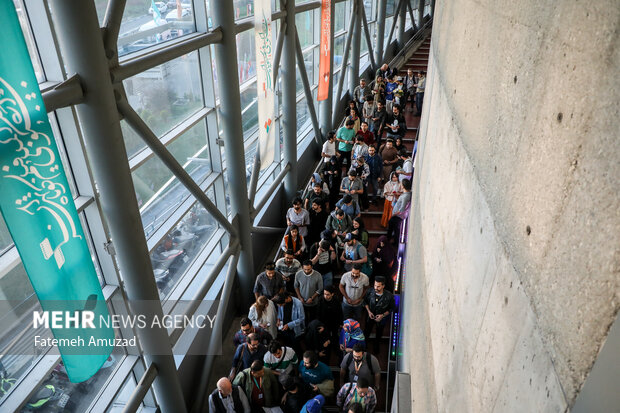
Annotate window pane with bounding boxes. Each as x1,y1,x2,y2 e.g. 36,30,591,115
237,29,256,84
151,191,217,298
295,50,314,97
296,11,313,49
296,97,310,135
240,84,258,140
122,52,204,157
114,0,196,56
361,33,369,56
18,348,123,413
106,373,138,412
133,122,210,236
364,0,374,21
386,0,396,15
210,45,219,101
334,35,344,70
384,17,394,48
233,0,254,20
245,140,258,185
360,54,369,72
13,0,44,82
0,264,41,405
0,212,14,255
332,71,340,101
335,2,346,33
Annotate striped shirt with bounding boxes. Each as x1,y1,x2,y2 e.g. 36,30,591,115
263,346,299,373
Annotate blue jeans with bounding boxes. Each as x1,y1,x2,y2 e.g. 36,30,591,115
342,302,363,323
415,92,424,114
368,176,380,199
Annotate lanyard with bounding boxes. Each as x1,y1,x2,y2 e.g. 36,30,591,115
352,388,363,404
354,359,363,374
252,376,262,390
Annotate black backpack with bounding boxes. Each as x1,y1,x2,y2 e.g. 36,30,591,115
343,352,375,376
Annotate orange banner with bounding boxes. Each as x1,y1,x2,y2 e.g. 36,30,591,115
317,0,331,101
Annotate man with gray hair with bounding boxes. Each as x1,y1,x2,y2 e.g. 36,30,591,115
208,377,250,413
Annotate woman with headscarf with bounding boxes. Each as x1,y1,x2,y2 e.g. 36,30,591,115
248,296,278,338
306,319,332,362
339,319,366,355
372,235,397,290
307,172,330,196
381,172,402,227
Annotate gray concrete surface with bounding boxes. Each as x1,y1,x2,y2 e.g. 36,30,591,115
400,0,619,411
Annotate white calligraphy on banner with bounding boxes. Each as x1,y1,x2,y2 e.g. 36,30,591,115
254,0,274,170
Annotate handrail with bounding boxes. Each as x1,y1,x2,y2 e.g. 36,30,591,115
388,19,433,72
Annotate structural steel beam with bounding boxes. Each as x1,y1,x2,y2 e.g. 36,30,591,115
398,0,407,48
360,3,377,72
111,30,223,82
407,0,416,30
418,0,424,30
272,20,287,85
375,0,387,66
349,0,361,97
333,0,357,117
41,75,84,112
252,226,287,234
47,1,186,412
169,238,239,343
102,0,126,60
118,100,237,238
191,250,241,413
281,0,297,203
210,0,255,311
295,30,322,146
247,153,261,208
122,364,158,413
251,163,292,219
318,0,335,139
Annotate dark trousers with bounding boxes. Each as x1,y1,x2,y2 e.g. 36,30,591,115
415,92,424,115
303,305,318,325
360,182,370,209
338,149,352,168
387,216,403,244
364,315,389,352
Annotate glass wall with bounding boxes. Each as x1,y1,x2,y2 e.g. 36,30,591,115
0,0,413,410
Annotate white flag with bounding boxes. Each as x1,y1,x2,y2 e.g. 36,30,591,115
254,0,275,170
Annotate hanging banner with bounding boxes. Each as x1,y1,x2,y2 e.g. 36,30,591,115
0,1,113,382
317,0,332,101
254,0,275,170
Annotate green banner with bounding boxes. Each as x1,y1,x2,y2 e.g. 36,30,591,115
0,1,113,382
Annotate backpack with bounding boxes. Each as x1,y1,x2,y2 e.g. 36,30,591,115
343,352,375,376
355,243,373,276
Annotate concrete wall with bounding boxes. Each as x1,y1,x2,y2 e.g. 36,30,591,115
401,0,619,411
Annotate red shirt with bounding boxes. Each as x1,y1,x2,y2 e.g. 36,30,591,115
356,130,375,146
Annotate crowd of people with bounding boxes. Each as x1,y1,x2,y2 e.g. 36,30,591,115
209,64,417,413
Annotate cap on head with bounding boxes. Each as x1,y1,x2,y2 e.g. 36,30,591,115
306,395,326,413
